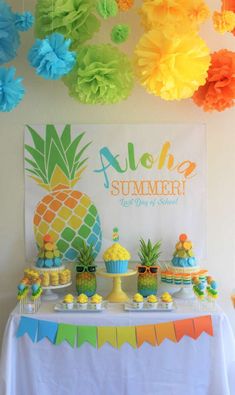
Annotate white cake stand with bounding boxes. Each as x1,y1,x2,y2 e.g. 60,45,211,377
42,283,72,301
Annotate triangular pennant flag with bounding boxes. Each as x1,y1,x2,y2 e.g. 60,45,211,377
193,315,213,338
37,319,58,343
174,318,196,341
155,322,176,345
136,325,156,347
97,327,117,348
55,323,77,347
16,316,38,342
116,326,136,349
77,326,97,348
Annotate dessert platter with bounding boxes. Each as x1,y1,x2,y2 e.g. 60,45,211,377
125,292,176,312
54,293,108,312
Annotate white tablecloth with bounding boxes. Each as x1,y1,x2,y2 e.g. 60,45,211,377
1,302,235,395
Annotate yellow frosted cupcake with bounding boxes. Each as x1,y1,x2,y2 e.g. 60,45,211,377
147,294,158,309
77,293,88,310
103,242,131,273
90,293,103,310
63,294,74,309
160,292,173,310
132,293,144,309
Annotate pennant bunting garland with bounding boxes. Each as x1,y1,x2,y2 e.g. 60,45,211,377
16,316,38,342
37,319,58,343
55,323,77,347
77,326,97,348
155,322,177,345
16,315,214,349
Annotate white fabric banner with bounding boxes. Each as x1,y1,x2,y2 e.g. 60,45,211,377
24,124,206,262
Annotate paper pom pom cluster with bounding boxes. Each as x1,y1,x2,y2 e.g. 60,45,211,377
1,0,235,112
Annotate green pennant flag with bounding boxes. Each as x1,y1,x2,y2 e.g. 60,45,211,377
77,326,97,348
55,323,77,348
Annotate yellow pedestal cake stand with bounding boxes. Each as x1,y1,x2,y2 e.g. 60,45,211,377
97,269,137,303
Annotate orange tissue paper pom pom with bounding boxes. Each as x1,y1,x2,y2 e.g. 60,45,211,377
213,10,235,33
135,30,210,101
222,0,235,35
193,49,235,112
116,0,133,11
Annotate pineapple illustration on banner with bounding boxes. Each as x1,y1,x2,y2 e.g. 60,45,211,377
25,124,102,261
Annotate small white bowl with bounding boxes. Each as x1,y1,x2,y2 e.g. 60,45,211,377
133,301,144,309
66,302,74,310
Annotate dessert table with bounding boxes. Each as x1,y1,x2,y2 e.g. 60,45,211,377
1,301,235,395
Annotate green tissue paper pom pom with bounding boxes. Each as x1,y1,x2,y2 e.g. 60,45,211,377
35,0,100,48
97,0,118,19
63,44,134,104
111,24,130,44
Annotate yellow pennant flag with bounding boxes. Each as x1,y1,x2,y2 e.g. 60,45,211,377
117,326,137,349
155,322,176,345
97,327,117,348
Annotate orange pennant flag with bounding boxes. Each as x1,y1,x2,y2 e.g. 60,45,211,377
193,315,213,338
136,325,157,347
174,318,196,341
155,322,176,345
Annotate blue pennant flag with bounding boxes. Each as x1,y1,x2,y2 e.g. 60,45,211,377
37,319,58,343
16,316,38,342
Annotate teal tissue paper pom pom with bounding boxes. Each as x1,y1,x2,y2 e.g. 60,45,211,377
111,24,130,44
0,67,25,112
63,44,134,104
0,0,20,64
97,0,118,19
14,11,34,32
28,33,76,80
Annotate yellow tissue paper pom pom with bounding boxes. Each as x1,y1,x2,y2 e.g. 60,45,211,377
140,0,210,35
135,30,210,101
213,10,235,34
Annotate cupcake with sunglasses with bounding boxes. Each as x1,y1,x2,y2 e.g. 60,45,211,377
103,228,131,273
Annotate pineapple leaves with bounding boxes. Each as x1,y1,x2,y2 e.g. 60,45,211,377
61,125,71,151
138,238,161,266
25,124,92,190
77,241,96,267
26,125,45,154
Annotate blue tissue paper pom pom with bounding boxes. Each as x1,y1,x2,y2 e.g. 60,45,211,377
0,67,25,112
0,0,20,64
14,11,34,32
28,33,76,80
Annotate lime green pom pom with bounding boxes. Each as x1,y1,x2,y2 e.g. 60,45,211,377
35,0,100,47
63,44,134,104
97,0,118,19
111,24,130,44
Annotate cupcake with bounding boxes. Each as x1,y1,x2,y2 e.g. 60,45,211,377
160,292,173,309
77,293,88,310
90,294,103,310
63,294,74,309
103,242,131,273
132,293,144,309
147,294,158,309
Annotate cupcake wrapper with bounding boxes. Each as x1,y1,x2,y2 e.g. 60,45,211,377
105,260,128,273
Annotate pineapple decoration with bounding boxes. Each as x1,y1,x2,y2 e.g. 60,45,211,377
76,241,97,296
137,238,161,297
25,124,102,261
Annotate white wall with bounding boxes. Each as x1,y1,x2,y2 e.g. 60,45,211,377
0,0,235,345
